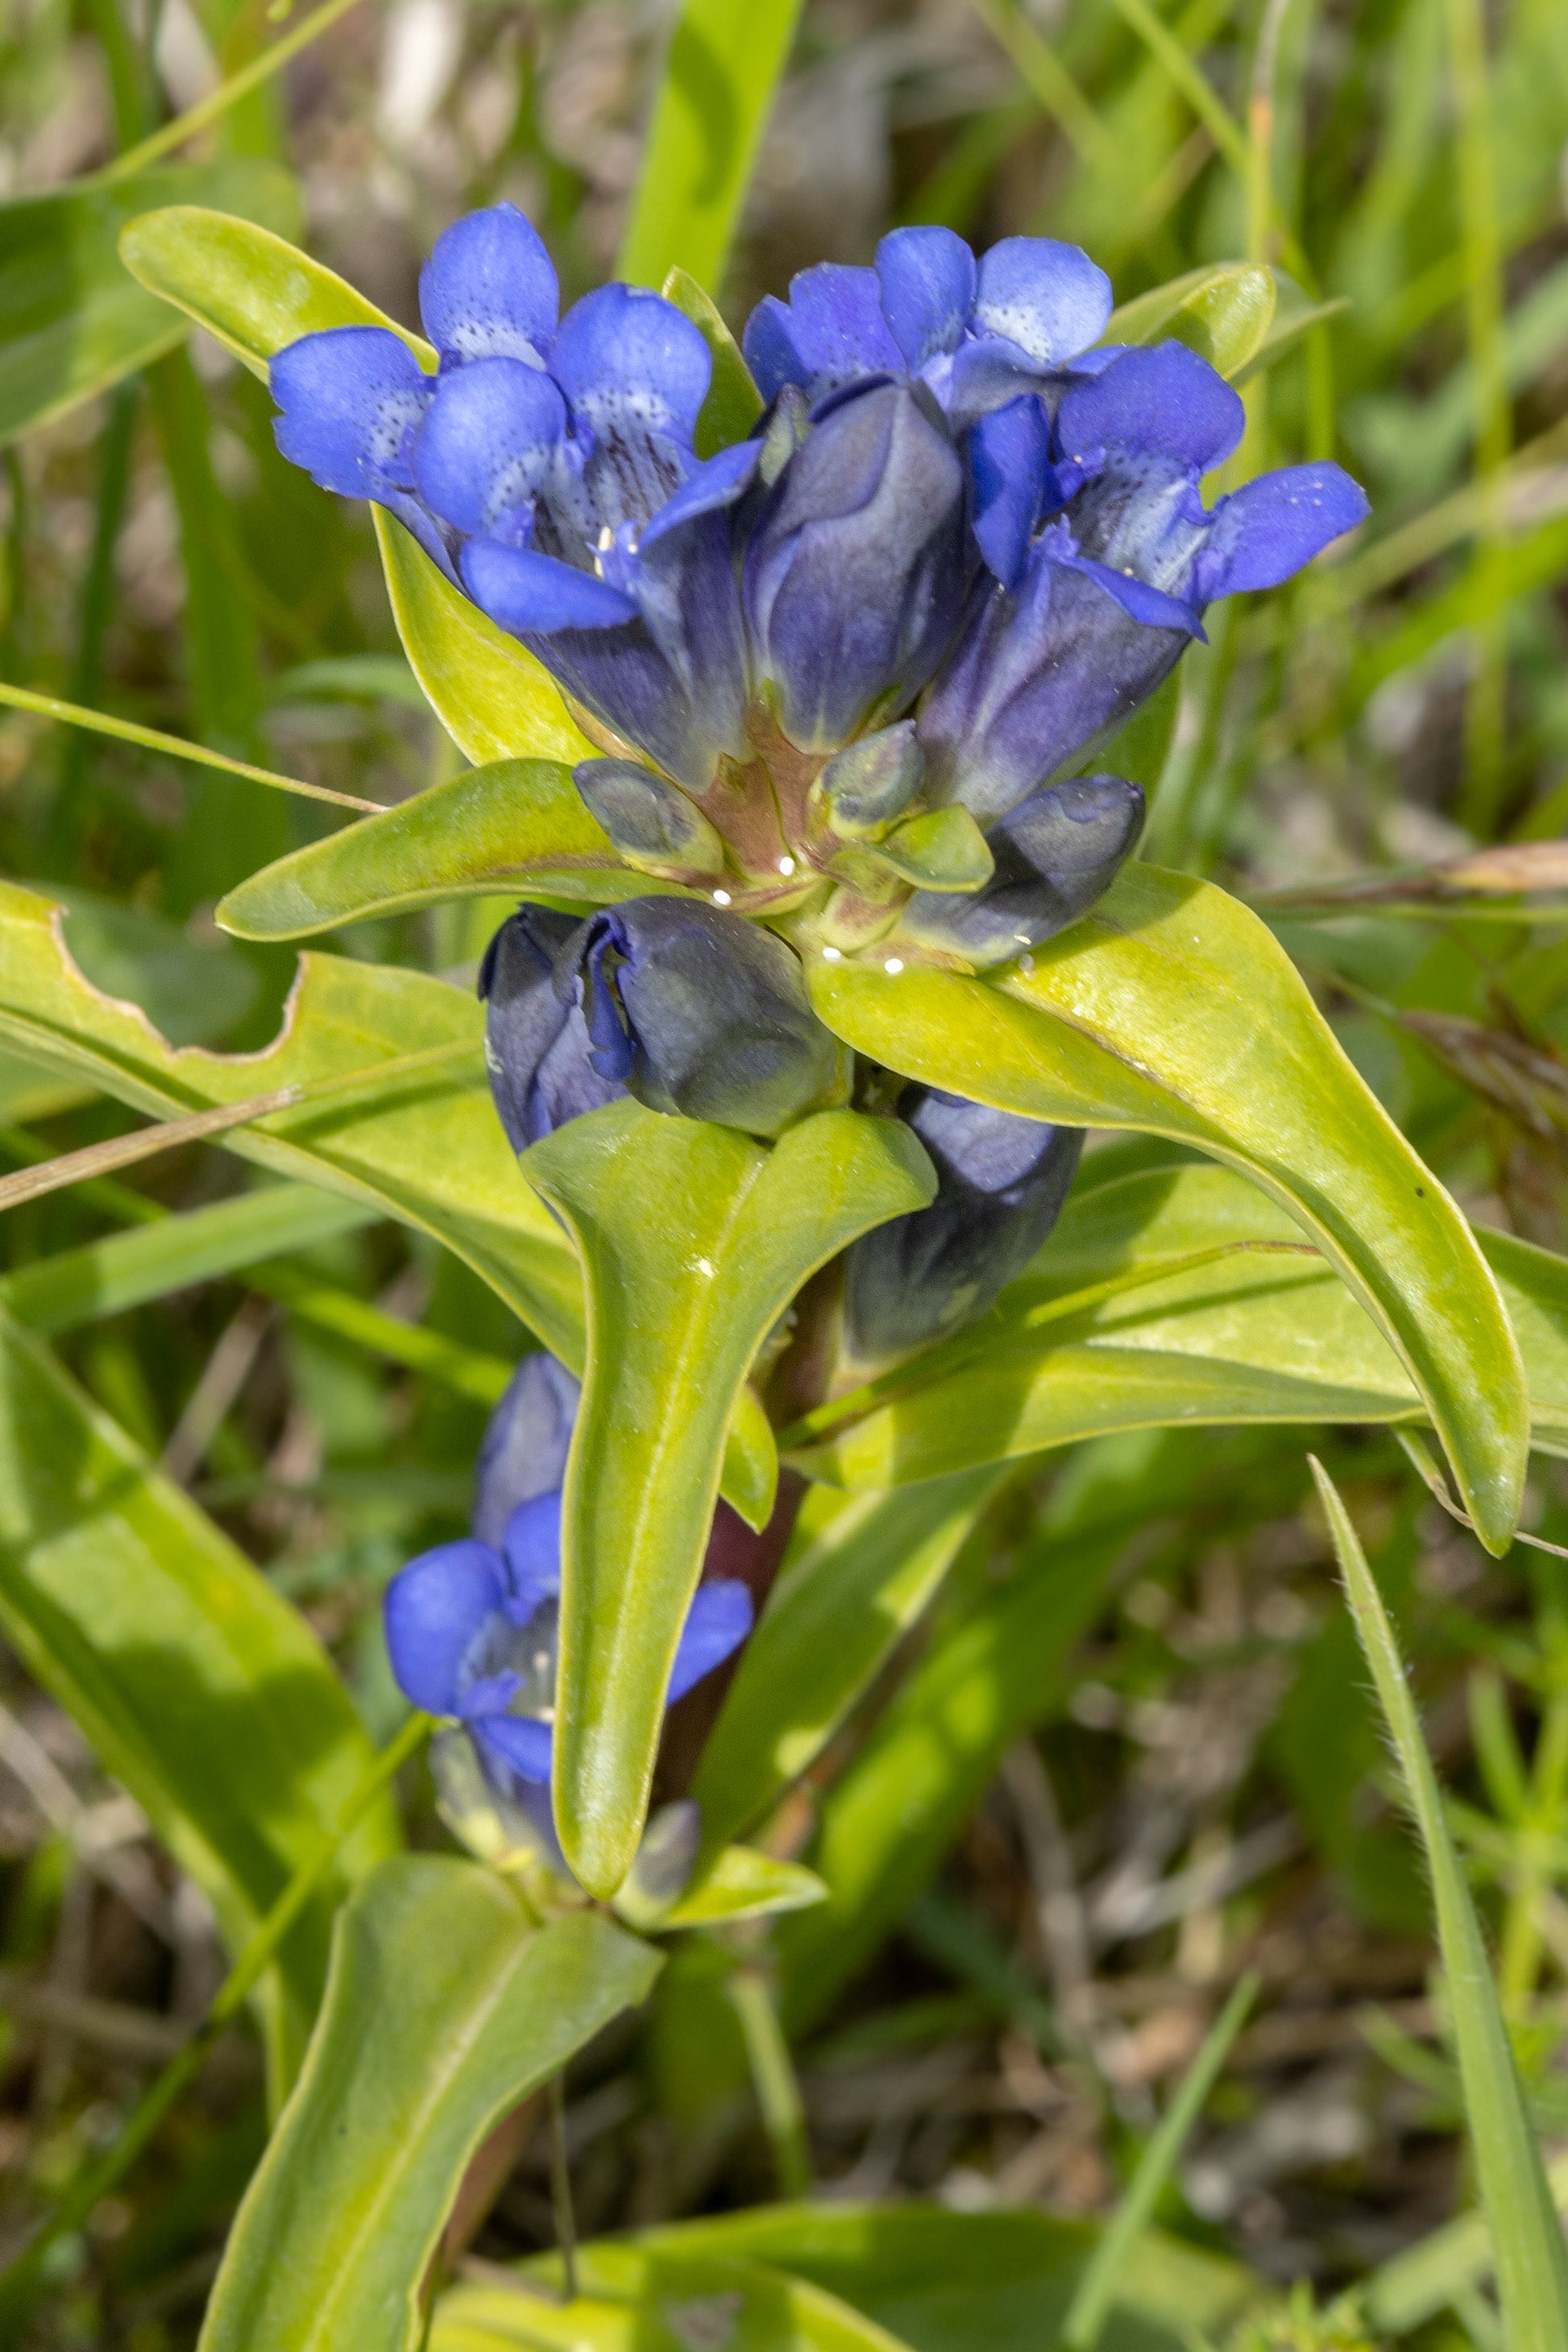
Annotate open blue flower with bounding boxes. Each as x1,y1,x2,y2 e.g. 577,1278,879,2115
742,226,1114,424
272,206,1367,886
271,204,757,791
919,344,1371,822
384,1353,753,1874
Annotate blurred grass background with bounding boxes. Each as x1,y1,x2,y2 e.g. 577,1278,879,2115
1,0,1567,2343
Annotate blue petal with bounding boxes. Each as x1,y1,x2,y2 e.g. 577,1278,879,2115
419,202,558,367
1059,549,1205,636
875,226,977,371
474,1714,554,1783
460,1670,523,1718
1193,461,1370,599
552,282,711,466
473,1352,580,1549
463,536,637,632
412,357,567,541
667,1578,753,1703
638,439,760,551
741,264,902,401
384,1539,505,1715
972,237,1112,366
272,326,433,496
969,395,1057,588
501,1489,563,1620
1056,342,1244,475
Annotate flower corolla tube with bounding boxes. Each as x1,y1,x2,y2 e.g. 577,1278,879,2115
384,1354,753,1876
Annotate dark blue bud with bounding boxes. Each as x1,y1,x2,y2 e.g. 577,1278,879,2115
844,1091,1083,1358
557,898,847,1137
472,1352,581,1549
815,722,924,838
743,382,968,751
574,758,727,877
896,774,1143,967
478,905,625,1150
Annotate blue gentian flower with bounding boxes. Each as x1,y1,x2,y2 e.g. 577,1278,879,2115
272,203,757,793
385,1353,752,1875
272,206,1367,925
741,225,1115,425
844,1089,1085,1359
556,898,848,1137
917,344,1371,823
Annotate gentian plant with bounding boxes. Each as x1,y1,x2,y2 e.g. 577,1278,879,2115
2,94,1558,2336
176,197,1526,1922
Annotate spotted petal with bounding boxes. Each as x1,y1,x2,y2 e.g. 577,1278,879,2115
875,226,977,371
741,263,903,402
1193,460,1371,599
272,326,432,496
418,201,559,367
972,236,1112,366
412,356,568,544
1056,341,1245,475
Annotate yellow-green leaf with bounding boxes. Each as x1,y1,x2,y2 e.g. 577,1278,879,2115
218,760,663,941
807,865,1527,1550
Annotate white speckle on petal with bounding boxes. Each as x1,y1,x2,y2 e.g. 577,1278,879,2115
712,888,732,906
884,957,905,976
778,855,796,877
821,946,842,961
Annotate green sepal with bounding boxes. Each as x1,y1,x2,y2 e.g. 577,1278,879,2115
661,265,765,456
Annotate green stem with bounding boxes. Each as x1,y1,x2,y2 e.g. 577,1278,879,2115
1446,0,1510,831
0,1712,430,2313
1062,1972,1259,2349
0,678,380,813
98,0,369,180
963,0,1114,164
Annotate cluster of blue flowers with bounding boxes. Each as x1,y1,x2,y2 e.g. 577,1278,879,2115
384,1353,752,1873
273,205,1364,869
277,212,1371,1676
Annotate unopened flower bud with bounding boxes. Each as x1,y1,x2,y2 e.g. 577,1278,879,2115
574,757,727,877
896,774,1143,966
557,898,848,1137
815,722,925,838
479,905,625,1149
844,1090,1083,1358
744,382,967,751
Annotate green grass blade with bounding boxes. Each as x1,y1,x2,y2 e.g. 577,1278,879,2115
617,0,806,293
1311,1458,1568,2352
1061,1972,1259,2349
